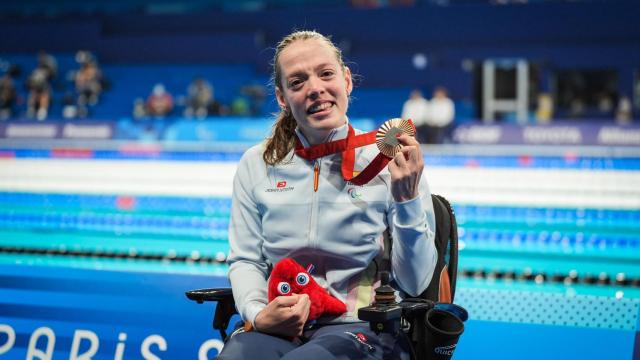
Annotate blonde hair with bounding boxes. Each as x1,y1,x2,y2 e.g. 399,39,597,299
263,30,348,165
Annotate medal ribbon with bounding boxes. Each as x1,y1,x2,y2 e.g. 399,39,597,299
294,124,391,186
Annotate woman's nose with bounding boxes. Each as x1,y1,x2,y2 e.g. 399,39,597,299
306,76,324,99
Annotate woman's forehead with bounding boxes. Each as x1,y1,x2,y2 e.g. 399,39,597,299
279,39,338,73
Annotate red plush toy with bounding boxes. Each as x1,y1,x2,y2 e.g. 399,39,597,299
268,258,347,320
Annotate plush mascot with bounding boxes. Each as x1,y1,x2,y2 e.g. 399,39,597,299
268,258,347,320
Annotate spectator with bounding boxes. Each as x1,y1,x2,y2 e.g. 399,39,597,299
0,72,17,120
426,86,455,144
616,96,632,124
569,98,586,119
596,92,614,117
208,98,228,116
132,97,147,120
535,93,554,124
241,84,267,116
401,89,429,143
26,67,51,121
230,96,250,116
75,60,103,107
146,83,173,117
37,50,58,81
75,50,95,66
184,77,213,118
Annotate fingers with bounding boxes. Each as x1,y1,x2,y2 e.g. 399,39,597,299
397,133,422,160
279,294,309,336
390,137,423,170
396,133,420,147
393,150,408,168
388,134,424,203
272,295,301,308
290,294,310,313
291,294,310,335
274,294,309,320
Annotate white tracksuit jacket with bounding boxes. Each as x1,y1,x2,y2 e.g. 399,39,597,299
227,123,437,326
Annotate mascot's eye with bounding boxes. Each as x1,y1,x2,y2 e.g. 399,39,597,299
295,272,309,286
278,282,291,295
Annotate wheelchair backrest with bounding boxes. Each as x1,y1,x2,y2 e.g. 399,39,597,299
421,194,458,303
383,194,458,303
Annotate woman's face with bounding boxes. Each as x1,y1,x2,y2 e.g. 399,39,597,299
276,38,352,144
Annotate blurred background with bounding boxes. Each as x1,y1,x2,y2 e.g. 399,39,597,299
0,0,638,359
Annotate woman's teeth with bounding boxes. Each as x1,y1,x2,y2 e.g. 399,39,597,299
309,102,332,114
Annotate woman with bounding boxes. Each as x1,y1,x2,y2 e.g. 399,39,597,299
219,30,437,359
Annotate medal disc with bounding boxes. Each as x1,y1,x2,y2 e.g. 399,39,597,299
375,118,416,158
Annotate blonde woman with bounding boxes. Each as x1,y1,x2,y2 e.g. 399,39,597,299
221,30,437,359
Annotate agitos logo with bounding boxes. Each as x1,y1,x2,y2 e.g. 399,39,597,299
347,187,362,199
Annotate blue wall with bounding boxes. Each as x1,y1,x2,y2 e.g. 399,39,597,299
1,1,638,112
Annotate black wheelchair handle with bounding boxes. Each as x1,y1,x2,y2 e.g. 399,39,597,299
185,288,234,304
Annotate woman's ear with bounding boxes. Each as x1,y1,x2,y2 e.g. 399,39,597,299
275,87,287,110
344,66,353,96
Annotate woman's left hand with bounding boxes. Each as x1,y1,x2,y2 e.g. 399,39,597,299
388,133,424,202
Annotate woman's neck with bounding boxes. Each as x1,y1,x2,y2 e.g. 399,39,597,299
301,128,334,145
298,120,349,145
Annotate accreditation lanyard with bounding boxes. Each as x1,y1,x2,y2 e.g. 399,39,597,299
294,124,391,186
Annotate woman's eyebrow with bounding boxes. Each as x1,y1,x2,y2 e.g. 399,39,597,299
314,63,335,70
285,63,336,80
286,70,306,79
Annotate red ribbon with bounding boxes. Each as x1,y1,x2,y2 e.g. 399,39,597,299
294,124,391,186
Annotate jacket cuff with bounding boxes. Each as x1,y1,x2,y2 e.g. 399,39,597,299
394,195,425,227
245,301,267,328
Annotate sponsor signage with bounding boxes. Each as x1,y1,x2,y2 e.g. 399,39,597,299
453,123,640,146
0,122,114,140
0,264,229,359
6,120,637,146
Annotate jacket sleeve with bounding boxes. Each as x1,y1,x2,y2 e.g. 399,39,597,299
226,150,270,325
388,171,437,297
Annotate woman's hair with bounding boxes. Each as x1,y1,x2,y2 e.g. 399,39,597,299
263,30,347,165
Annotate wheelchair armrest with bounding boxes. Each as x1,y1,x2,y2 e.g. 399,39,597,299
186,288,234,304
185,287,238,341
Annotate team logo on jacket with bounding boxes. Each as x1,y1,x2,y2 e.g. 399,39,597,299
344,331,375,352
347,187,362,199
266,180,294,193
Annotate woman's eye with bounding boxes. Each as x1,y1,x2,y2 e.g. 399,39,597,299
295,272,309,286
289,79,302,88
321,71,334,78
278,281,291,295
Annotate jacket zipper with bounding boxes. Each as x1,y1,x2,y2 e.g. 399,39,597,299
313,161,320,192
309,160,320,248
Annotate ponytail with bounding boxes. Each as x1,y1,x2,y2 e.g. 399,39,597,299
263,111,297,165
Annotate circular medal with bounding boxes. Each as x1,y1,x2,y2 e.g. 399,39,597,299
375,118,416,158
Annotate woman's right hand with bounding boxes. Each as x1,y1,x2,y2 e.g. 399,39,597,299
254,294,311,337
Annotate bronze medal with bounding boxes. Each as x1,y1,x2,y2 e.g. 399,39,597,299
375,118,416,158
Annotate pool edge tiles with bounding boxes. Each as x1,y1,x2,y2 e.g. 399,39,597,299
455,287,640,331
0,253,229,276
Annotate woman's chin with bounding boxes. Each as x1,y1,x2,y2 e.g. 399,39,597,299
307,113,345,130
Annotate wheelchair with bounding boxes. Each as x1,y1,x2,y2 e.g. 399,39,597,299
187,194,467,359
